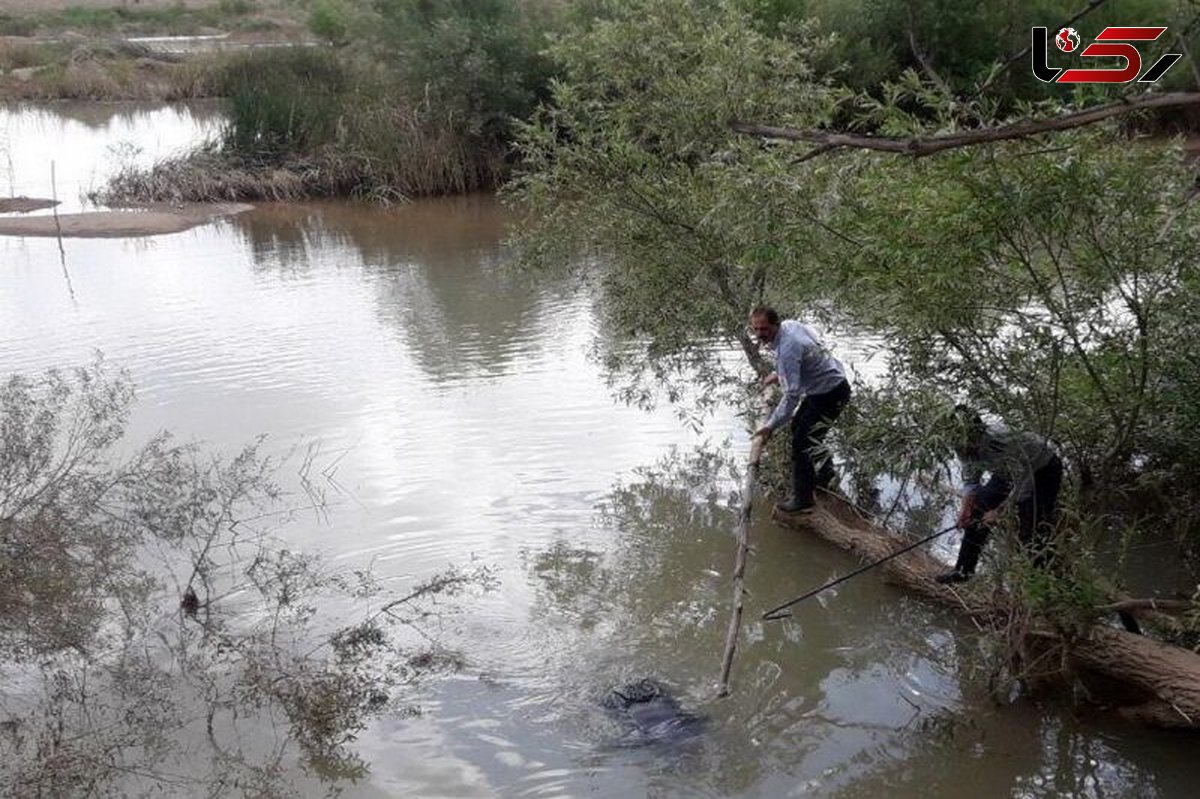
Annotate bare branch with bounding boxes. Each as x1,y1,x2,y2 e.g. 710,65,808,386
730,92,1200,157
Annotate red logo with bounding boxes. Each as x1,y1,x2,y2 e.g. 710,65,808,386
1056,27,1080,52
1032,26,1182,84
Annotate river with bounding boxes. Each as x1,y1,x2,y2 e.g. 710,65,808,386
0,102,1195,798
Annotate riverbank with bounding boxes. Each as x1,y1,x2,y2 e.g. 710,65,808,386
0,37,231,100
0,0,308,39
0,1,313,101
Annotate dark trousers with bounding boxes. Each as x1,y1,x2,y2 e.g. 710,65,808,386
955,455,1063,575
789,379,852,508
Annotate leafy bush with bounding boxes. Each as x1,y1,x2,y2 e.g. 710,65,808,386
308,0,352,43
375,0,560,140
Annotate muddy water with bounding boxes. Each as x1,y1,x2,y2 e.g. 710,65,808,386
1,103,1197,798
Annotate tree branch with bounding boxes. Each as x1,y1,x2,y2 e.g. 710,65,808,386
1100,599,1197,613
729,92,1200,157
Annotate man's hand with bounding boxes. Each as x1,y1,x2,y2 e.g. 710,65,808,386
762,371,779,387
981,508,1000,525
956,495,976,529
753,425,772,442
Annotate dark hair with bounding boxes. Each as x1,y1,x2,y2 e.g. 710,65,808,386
952,404,986,456
953,403,983,428
749,306,780,325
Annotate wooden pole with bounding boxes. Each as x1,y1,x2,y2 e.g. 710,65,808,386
717,422,766,697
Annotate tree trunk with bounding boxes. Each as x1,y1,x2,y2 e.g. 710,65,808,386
770,491,1200,730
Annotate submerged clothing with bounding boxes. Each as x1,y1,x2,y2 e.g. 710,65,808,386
954,453,1063,575
789,379,852,508
960,423,1056,503
763,321,846,433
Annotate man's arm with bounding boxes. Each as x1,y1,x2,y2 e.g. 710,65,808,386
957,459,984,528
756,337,801,437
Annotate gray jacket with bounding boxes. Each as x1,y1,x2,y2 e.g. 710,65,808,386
961,422,1056,502
763,321,846,432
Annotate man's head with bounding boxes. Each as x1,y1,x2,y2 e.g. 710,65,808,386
951,403,987,458
749,306,781,344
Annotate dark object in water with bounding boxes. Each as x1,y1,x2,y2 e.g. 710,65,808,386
181,586,199,618
601,678,706,747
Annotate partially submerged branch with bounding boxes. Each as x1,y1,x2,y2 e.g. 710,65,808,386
773,493,1200,729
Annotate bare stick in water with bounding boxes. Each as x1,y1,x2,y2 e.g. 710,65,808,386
717,400,769,697
50,161,75,301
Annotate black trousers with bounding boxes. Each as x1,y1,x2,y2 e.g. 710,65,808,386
789,379,852,508
955,454,1063,575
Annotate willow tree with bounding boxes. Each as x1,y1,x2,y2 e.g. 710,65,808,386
509,0,856,416
511,0,1200,581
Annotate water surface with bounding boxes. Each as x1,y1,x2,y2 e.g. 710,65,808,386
0,102,1195,798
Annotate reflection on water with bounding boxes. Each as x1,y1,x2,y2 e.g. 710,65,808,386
1,103,1197,798
0,101,223,215
234,200,545,384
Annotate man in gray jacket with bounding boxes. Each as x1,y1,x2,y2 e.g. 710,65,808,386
750,306,852,515
937,405,1063,584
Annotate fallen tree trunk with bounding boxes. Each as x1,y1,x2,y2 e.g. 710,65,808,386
771,491,1200,730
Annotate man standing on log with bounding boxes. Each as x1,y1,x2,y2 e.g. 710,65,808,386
750,307,852,515
937,405,1063,584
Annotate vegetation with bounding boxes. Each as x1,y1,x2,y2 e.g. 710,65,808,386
97,0,562,201
0,1,284,38
0,359,492,795
508,0,1200,669
0,42,231,101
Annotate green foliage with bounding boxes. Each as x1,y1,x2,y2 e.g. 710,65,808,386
826,126,1200,516
218,0,257,13
308,0,353,43
737,0,1190,100
101,2,561,198
374,0,561,141
512,0,1200,591
0,12,36,37
220,48,350,155
0,3,267,37
511,0,850,415
1014,554,1111,634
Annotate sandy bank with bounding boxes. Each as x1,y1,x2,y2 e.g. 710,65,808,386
0,202,252,237
0,196,59,213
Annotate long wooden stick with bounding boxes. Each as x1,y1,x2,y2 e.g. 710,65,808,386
717,430,766,697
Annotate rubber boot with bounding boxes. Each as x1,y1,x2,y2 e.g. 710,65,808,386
936,524,989,584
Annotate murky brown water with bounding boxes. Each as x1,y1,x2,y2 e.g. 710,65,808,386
1,102,1197,798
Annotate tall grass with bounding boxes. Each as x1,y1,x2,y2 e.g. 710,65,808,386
99,2,570,202
101,47,509,203
219,49,348,155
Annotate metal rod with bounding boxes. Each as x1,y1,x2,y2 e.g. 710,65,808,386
761,523,959,621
